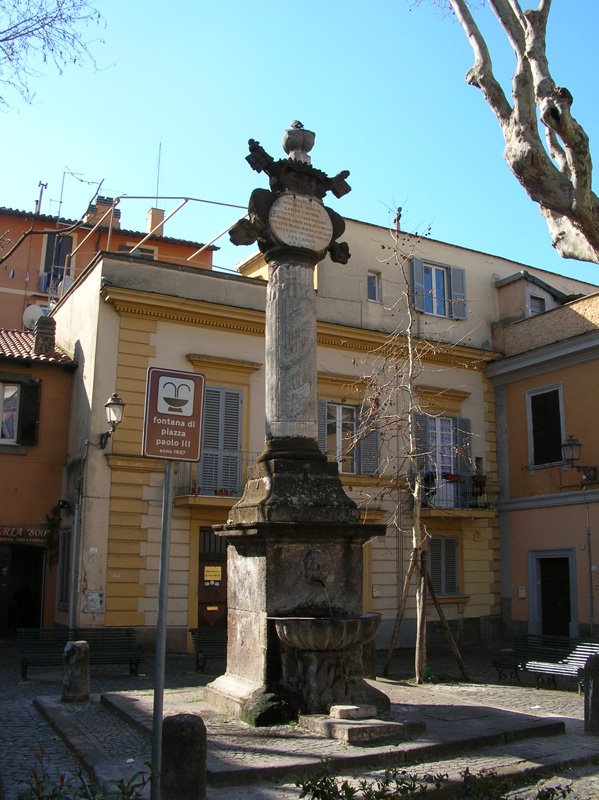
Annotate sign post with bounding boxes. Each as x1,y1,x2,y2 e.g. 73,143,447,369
142,368,204,800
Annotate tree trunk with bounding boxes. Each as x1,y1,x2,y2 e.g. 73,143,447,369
415,550,428,683
382,548,419,676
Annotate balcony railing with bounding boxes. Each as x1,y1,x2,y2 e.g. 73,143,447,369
420,472,490,510
175,450,259,498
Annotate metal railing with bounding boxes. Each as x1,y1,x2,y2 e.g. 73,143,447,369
175,451,260,498
420,472,490,510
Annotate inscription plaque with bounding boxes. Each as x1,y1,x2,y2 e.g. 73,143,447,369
269,193,333,252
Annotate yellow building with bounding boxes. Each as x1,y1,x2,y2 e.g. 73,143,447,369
52,220,597,651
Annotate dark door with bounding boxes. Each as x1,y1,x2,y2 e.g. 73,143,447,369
198,527,227,628
0,546,10,637
539,557,571,636
0,544,44,637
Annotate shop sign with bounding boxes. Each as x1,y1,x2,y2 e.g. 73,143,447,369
0,525,50,545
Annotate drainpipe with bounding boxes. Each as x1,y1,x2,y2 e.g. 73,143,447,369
68,442,89,630
584,486,595,639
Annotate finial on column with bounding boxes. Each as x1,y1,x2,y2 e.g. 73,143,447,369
282,121,315,164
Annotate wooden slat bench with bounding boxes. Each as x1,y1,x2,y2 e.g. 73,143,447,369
493,633,599,688
16,628,72,680
75,627,143,677
17,627,143,680
189,627,227,672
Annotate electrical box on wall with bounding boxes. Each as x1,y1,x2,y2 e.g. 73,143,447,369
83,589,105,613
517,586,526,599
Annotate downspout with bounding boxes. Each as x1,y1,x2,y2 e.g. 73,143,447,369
69,441,89,630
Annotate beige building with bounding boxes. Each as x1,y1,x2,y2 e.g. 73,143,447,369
52,219,597,651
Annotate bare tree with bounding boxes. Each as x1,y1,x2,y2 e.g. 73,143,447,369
422,0,598,264
0,0,102,106
357,226,470,683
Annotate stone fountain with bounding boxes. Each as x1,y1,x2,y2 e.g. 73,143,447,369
205,123,390,726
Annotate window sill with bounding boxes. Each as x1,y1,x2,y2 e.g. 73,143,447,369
0,443,27,454
527,460,566,474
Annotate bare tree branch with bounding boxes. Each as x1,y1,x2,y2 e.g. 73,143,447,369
441,0,599,263
0,0,103,107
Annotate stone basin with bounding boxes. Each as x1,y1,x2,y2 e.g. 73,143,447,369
270,612,381,651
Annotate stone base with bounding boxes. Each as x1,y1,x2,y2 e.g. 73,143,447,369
204,675,295,726
299,714,426,745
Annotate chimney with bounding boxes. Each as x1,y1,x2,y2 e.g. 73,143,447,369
32,315,56,356
85,196,121,229
147,207,165,237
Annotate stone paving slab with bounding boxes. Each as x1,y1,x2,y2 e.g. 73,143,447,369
35,678,574,792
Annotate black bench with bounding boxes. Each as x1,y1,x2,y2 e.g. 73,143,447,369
17,627,143,680
75,627,143,677
189,627,227,672
16,628,71,680
493,633,599,688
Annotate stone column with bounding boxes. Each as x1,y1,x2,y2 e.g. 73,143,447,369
265,252,317,442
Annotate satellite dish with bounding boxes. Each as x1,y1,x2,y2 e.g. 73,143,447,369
58,275,74,298
22,304,44,330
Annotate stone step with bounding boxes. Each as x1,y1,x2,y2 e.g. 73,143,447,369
299,713,426,744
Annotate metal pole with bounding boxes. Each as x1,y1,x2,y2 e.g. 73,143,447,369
151,459,174,800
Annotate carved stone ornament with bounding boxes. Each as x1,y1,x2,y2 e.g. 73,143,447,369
229,123,351,263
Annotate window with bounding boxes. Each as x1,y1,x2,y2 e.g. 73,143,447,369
57,528,71,609
527,385,563,466
415,413,472,477
529,295,546,316
118,244,157,259
318,400,379,475
200,387,242,494
412,258,467,320
415,413,472,507
43,233,73,281
0,378,40,446
429,537,458,595
367,271,381,302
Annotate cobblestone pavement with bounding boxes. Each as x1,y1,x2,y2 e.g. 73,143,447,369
2,641,599,799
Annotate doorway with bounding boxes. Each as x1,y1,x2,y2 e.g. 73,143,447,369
0,544,44,637
197,527,227,629
529,549,576,637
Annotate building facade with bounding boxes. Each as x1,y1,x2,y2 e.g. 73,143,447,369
49,217,597,652
0,317,76,636
0,198,215,331
488,288,599,639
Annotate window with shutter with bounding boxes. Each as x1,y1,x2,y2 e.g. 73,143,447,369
527,385,563,466
414,412,472,507
200,387,242,494
411,258,467,320
43,233,73,283
429,536,458,595
318,399,379,475
0,378,40,446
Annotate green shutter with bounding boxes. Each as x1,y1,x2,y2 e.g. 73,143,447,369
18,379,41,446
449,267,467,320
412,258,425,312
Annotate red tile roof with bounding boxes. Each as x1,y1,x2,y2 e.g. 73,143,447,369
0,329,76,367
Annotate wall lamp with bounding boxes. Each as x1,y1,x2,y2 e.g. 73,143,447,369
99,393,125,449
561,435,597,482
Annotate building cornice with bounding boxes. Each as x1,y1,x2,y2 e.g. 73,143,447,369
100,284,496,368
487,330,599,385
498,488,599,511
100,285,265,336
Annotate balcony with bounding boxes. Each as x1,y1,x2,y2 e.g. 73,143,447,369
175,450,259,498
420,472,492,510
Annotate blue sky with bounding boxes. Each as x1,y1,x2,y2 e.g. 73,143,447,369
2,0,598,285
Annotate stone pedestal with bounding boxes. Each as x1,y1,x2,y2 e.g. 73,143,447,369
205,450,389,724
61,640,90,703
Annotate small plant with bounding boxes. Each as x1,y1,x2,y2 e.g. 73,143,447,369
18,746,153,800
297,765,573,800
